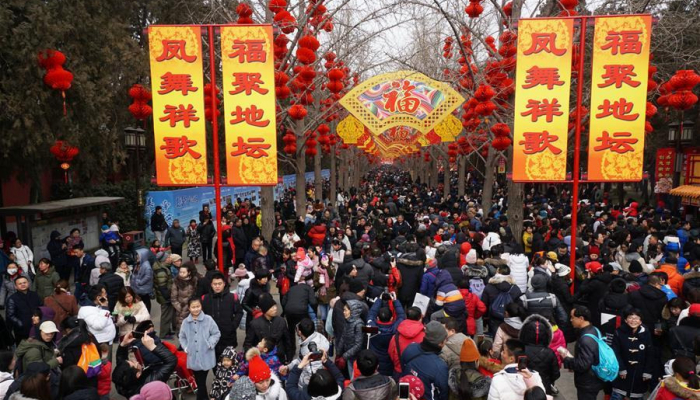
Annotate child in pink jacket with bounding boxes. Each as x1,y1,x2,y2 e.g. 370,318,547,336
548,319,567,367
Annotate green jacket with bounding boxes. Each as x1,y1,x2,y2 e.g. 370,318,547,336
16,338,59,371
152,261,173,304
32,266,60,300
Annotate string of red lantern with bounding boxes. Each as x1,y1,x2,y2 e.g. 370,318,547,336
50,140,79,183
38,49,74,116
203,83,221,121
128,84,153,122
236,3,254,24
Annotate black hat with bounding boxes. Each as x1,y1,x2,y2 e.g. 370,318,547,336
25,362,50,375
628,260,643,274
258,293,276,313
610,278,627,294
348,279,365,294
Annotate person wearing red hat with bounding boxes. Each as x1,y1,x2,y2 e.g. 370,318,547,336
248,355,287,400
574,261,613,326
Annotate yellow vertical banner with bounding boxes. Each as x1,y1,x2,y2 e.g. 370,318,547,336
220,25,278,186
148,26,208,185
512,19,574,181
587,15,651,181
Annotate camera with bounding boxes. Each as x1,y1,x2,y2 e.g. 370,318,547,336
307,342,322,361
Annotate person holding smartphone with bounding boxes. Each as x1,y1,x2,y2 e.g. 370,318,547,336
488,339,546,400
77,284,116,361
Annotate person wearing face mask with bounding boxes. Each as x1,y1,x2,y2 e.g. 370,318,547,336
609,309,653,400
0,262,29,310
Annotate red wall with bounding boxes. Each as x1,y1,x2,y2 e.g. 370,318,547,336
2,170,53,207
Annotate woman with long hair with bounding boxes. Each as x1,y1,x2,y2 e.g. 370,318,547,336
43,280,78,332
171,262,199,331
113,286,150,340
8,371,51,400
654,357,700,400
58,365,99,400
186,219,202,264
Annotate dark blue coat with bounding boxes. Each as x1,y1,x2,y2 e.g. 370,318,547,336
401,343,449,400
611,323,653,396
368,298,405,376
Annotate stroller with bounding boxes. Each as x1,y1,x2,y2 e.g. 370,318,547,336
131,340,197,400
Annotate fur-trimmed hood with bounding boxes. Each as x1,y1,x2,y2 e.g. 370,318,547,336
489,274,515,285
479,356,504,374
661,376,700,400
519,314,553,347
662,300,690,320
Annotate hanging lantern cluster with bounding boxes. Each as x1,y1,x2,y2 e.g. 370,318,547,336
665,70,700,111
424,151,431,162
443,37,453,59
128,84,153,121
283,129,297,155
457,136,471,155
465,0,484,18
288,104,308,120
50,140,80,183
296,34,320,65
236,3,254,24
490,122,512,151
456,34,476,90
462,98,481,131
271,0,296,34
306,0,334,32
38,49,74,116
318,124,331,153
447,143,459,163
327,67,345,93
473,84,497,116
305,130,318,157
559,0,578,16
503,2,513,18
647,63,658,93
203,83,221,121
567,106,588,132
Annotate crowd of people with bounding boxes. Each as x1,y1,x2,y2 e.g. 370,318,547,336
0,165,697,400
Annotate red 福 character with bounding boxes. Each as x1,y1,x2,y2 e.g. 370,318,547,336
598,65,641,88
521,99,563,123
228,39,267,63
160,136,202,159
523,33,567,56
593,131,638,154
160,104,200,128
518,131,562,155
595,98,639,121
230,137,271,158
230,105,270,127
600,30,643,55
383,80,420,113
229,73,269,95
159,72,198,95
155,40,197,63
522,66,565,90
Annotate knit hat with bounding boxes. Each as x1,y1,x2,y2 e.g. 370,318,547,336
233,264,249,278
690,304,700,317
629,260,643,274
546,252,558,262
258,293,277,314
296,247,306,260
555,264,571,277
228,376,256,400
349,279,365,294
129,381,172,400
400,375,425,400
221,346,237,361
424,321,447,346
248,355,271,383
460,338,479,362
170,254,182,263
460,242,472,255
434,234,443,243
531,274,548,291
610,278,627,294
586,261,603,274
465,249,477,264
101,225,110,232
589,246,600,257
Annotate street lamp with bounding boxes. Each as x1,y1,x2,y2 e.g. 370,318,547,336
125,127,146,228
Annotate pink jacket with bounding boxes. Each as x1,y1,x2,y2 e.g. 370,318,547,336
549,326,566,367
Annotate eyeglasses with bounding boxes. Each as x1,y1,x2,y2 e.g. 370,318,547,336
626,316,641,321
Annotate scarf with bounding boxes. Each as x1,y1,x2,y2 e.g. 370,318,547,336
316,265,331,296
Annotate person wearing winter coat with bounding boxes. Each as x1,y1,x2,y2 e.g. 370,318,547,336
243,269,271,324
488,339,546,400
337,299,365,377
179,297,221,400
395,246,426,308
43,280,78,332
628,275,668,329
668,306,700,359
247,355,288,400
367,294,406,376
559,306,604,400
439,249,463,285
130,248,154,312
57,365,100,400
163,219,186,257
210,346,239,400
282,281,318,355
113,287,150,340
420,258,444,298
46,231,69,281
201,273,244,358
492,303,526,356
15,321,61,371
440,318,469,370
244,293,294,364
307,221,327,247
112,330,177,398
150,206,168,243
0,350,14,400
388,306,425,375
520,274,568,326
401,321,449,400
31,259,59,301
657,258,685,296
574,265,614,326
171,262,200,331
11,239,34,278
449,338,491,400
97,262,124,312
343,349,398,400
78,285,116,346
458,278,487,336
506,247,529,293
599,278,632,342
610,309,653,400
519,314,560,396
7,276,41,345
284,318,332,391
286,351,344,400
331,280,368,346
481,271,523,335
654,357,700,400
431,271,466,332
0,262,30,308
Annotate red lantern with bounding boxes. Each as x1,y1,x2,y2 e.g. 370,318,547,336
465,1,484,18
203,83,222,121
269,0,286,12
38,49,74,116
491,136,512,151
299,35,320,52
490,123,510,137
128,83,153,121
50,140,79,183
668,90,698,111
668,70,700,92
503,2,513,17
296,47,316,65
289,104,308,120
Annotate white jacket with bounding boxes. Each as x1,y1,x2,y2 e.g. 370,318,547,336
0,371,13,400
507,254,529,293
255,373,287,400
114,300,151,337
11,246,34,275
78,305,117,344
488,364,545,400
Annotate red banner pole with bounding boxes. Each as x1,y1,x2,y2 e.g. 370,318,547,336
569,17,588,294
208,26,225,273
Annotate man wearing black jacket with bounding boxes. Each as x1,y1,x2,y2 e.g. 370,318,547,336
282,282,317,355
244,293,294,363
97,261,125,312
201,273,244,360
112,330,177,398
560,306,603,400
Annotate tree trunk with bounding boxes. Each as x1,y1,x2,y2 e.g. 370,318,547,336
458,157,466,197
481,147,496,213
295,128,307,217
443,159,450,199
506,145,525,244
260,186,275,242
330,149,337,205
314,150,322,201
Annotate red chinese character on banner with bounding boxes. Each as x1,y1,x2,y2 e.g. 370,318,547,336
521,99,563,122
523,33,567,56
159,104,200,128
594,131,638,153
595,98,639,121
383,80,421,113
228,40,267,63
600,30,643,55
230,105,270,127
158,72,198,95
155,40,197,63
230,137,271,158
598,65,641,88
160,136,202,159
522,66,565,90
229,73,269,95
518,131,562,155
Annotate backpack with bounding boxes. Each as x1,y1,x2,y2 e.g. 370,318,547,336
469,278,485,299
490,286,515,320
78,342,102,378
583,328,619,382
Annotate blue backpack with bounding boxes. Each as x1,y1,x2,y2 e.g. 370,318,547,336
489,286,514,320
583,328,619,382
